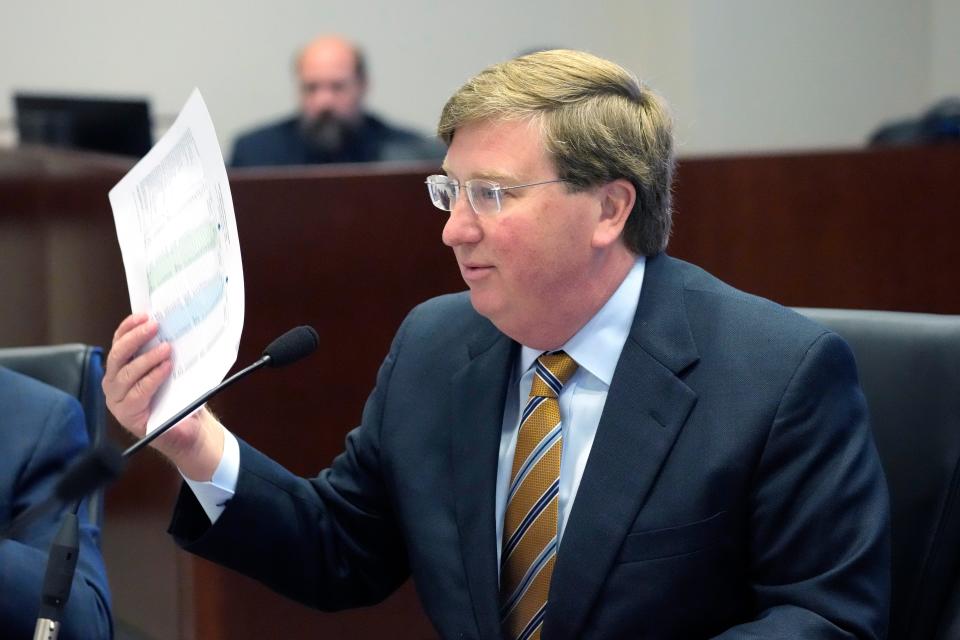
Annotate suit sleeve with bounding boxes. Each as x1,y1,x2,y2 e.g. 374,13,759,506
169,308,417,611
713,331,891,639
0,394,113,639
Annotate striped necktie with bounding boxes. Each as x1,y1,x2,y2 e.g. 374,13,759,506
500,351,578,640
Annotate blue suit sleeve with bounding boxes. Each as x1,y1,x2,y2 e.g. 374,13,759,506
0,393,113,639
168,310,417,611
712,332,891,639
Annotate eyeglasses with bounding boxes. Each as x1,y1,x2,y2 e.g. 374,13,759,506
425,174,567,216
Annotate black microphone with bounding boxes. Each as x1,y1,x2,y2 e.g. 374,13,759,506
263,324,319,367
54,444,125,504
1,325,318,539
25,449,123,639
122,325,319,458
6,326,318,637
3,447,123,637
1,444,123,541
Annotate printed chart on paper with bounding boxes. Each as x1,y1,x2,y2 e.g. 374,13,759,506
109,89,244,434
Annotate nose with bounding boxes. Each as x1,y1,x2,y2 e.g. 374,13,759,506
302,83,336,116
312,90,333,108
442,197,483,248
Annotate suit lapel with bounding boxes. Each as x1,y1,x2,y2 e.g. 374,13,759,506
544,254,700,640
450,322,517,640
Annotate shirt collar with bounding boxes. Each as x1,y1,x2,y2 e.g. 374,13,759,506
520,256,646,386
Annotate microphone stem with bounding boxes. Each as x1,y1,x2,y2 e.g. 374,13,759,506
33,511,80,640
32,618,59,640
122,355,269,459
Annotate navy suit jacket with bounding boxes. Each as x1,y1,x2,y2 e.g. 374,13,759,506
0,367,112,638
230,113,446,168
171,254,890,638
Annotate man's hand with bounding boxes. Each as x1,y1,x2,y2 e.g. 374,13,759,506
103,313,225,481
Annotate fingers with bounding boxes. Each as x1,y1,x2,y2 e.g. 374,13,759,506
105,314,155,383
123,346,171,405
103,315,173,423
112,312,149,345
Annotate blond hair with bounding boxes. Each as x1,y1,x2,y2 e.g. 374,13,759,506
438,49,674,255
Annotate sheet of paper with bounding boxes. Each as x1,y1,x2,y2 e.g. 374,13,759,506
109,88,244,433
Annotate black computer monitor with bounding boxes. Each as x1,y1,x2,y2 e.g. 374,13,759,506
14,93,152,157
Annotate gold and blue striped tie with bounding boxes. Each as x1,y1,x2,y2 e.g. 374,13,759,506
500,351,578,640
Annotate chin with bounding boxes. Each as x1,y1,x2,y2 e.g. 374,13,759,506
468,289,503,322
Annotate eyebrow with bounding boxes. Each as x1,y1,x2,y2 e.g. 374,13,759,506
440,165,521,184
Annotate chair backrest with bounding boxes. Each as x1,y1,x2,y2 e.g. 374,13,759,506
796,308,960,640
0,343,106,525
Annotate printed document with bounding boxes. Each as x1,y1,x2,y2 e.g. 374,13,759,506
109,89,244,433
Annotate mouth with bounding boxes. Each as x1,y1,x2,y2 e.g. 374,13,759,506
460,263,494,282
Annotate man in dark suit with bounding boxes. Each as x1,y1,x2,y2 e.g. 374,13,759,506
103,50,890,638
0,367,113,638
230,35,444,167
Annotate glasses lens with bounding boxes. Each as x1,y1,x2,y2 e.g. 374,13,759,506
466,180,501,215
426,176,457,211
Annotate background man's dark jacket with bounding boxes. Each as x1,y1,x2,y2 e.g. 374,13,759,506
230,113,445,167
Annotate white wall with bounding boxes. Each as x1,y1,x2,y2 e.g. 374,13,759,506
1,0,956,156
931,0,960,100
671,0,932,153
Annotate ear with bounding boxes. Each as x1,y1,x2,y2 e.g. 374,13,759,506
591,179,636,249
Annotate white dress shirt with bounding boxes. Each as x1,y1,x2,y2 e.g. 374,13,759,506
186,257,646,534
494,257,644,563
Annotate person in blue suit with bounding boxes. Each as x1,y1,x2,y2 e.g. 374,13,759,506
0,366,113,638
104,49,890,638
230,35,444,168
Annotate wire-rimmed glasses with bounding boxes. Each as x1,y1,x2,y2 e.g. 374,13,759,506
425,174,566,216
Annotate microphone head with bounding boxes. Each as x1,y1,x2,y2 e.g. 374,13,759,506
54,443,125,504
262,325,319,368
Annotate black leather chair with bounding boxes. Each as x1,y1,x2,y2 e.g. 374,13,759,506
796,309,960,640
0,343,106,526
